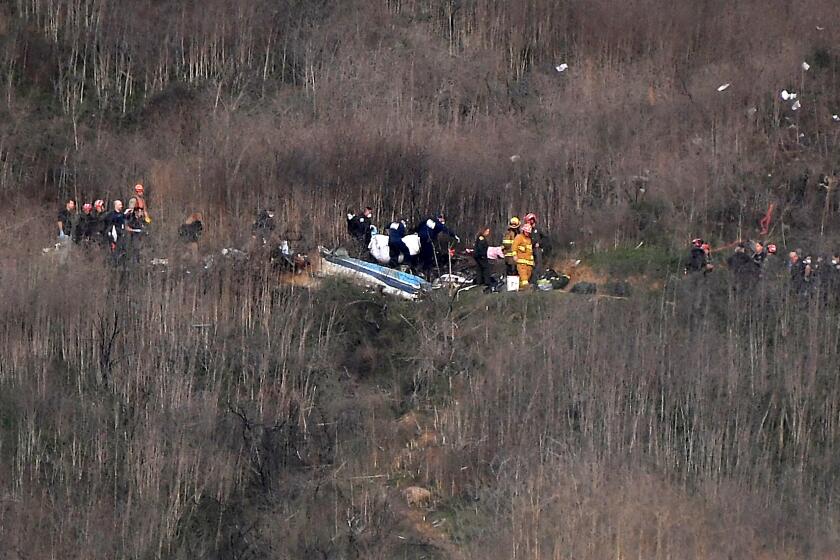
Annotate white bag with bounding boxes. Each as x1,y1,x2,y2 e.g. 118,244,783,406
368,234,391,264
370,233,421,264
506,276,520,292
402,234,421,256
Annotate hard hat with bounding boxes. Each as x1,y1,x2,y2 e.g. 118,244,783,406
94,199,105,210
134,183,144,194
524,213,537,225
521,223,533,234
509,216,521,228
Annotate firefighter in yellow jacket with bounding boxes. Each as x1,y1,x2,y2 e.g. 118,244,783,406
513,223,535,288
502,216,520,276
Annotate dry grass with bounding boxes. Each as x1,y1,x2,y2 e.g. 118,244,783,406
3,1,840,558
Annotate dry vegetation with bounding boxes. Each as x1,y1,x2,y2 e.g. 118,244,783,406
2,261,840,558
3,1,840,558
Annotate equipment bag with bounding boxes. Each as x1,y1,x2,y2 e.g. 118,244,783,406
570,282,597,294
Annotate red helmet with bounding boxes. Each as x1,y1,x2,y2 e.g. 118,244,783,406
524,213,537,225
767,244,777,254
94,199,105,210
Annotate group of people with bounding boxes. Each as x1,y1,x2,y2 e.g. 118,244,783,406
55,184,207,265
685,238,778,277
56,184,153,263
347,207,547,290
685,237,840,294
784,249,840,294
346,208,461,274
498,213,544,289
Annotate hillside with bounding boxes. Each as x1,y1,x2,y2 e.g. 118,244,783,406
3,2,840,559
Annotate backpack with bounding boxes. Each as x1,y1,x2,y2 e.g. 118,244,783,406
570,282,597,294
541,268,570,290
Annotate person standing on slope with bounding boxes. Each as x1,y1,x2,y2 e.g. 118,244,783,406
513,223,535,289
347,207,376,256
57,199,77,242
502,216,520,277
387,220,412,267
473,227,492,289
416,213,459,274
128,184,151,223
523,213,543,285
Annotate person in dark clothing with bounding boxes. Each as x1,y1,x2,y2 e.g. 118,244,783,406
824,254,840,295
57,199,77,241
92,199,109,247
789,252,808,294
179,213,203,242
347,207,376,255
749,240,768,267
179,213,204,264
416,213,459,273
124,206,146,262
75,203,95,243
727,243,759,281
104,200,127,264
686,238,713,274
473,227,492,288
387,220,412,267
252,209,276,245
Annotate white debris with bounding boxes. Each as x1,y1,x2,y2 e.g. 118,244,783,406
792,100,801,111
802,61,811,71
817,26,825,31
747,107,758,117
781,90,797,101
717,83,730,92
555,63,568,72
509,154,521,162
833,114,840,122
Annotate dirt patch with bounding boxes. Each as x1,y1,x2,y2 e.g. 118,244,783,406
278,271,319,288
547,258,609,287
548,258,663,291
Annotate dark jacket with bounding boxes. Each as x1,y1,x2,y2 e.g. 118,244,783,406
686,247,708,272
389,221,406,238
252,210,276,241
104,210,126,243
58,208,76,237
416,218,453,243
125,211,145,234
727,251,758,277
179,221,203,243
474,234,489,263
